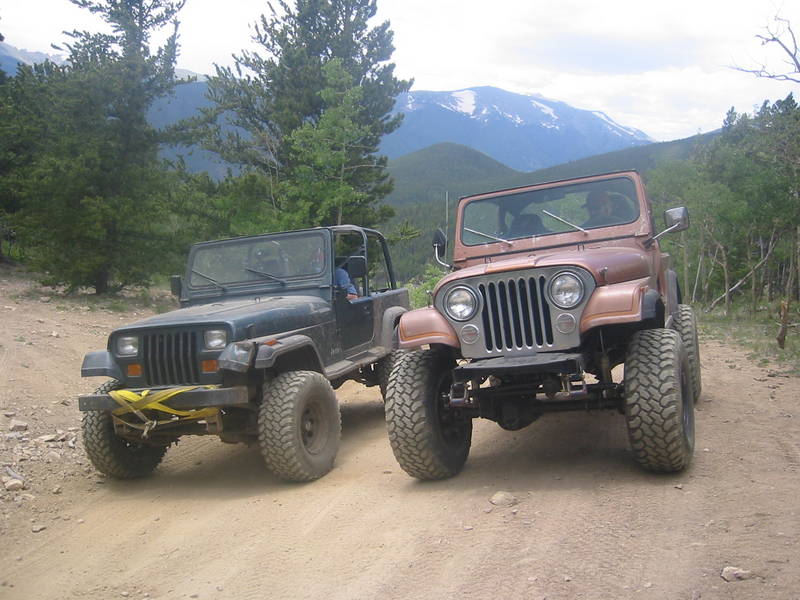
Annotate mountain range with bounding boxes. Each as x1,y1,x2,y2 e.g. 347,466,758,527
381,87,653,171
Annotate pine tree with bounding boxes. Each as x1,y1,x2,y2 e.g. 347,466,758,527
201,0,410,228
8,0,188,293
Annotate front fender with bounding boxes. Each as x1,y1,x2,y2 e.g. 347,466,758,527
254,334,324,372
397,307,459,349
378,305,408,350
579,277,662,333
81,350,124,381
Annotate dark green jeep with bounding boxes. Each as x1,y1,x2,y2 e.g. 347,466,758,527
78,226,409,482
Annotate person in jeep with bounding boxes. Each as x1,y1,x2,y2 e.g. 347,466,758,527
384,171,700,481
582,190,616,228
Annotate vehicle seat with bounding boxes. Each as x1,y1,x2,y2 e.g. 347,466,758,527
255,257,283,275
508,213,547,238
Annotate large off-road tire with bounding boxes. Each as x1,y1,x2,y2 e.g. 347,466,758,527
384,350,472,480
81,380,168,479
672,304,702,402
258,371,341,482
375,350,405,401
624,329,695,472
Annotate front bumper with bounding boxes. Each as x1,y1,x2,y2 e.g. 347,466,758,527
78,385,250,412
452,352,584,383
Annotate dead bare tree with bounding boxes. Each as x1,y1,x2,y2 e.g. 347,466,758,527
706,227,781,313
735,16,800,84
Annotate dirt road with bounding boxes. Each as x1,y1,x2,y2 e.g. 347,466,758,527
1,267,798,600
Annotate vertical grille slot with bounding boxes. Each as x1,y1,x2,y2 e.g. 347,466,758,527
480,276,553,352
142,330,200,386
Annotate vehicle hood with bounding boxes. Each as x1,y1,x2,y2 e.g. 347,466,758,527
435,245,653,293
112,294,333,340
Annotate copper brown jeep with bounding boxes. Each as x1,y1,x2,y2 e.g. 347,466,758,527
384,171,700,479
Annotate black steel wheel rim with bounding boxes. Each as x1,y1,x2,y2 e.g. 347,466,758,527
435,371,468,447
301,402,327,455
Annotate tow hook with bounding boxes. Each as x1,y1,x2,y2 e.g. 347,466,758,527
449,382,469,406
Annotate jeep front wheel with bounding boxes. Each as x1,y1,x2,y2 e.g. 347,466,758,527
673,304,702,402
82,380,169,479
385,350,472,480
624,329,695,472
258,370,341,482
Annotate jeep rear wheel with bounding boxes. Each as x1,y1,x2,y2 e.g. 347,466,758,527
673,304,702,402
385,350,472,480
82,380,169,479
376,350,405,401
258,371,341,482
624,329,694,472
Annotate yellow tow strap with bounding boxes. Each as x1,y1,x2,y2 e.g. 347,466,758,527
109,386,220,438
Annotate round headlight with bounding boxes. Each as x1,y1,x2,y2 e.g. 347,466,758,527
116,335,139,356
444,286,478,321
204,329,228,350
549,272,585,309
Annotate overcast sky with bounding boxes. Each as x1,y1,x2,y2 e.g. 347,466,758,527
2,0,799,141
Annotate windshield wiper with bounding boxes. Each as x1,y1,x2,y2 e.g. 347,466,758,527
542,210,587,234
191,269,228,291
244,267,287,286
464,227,510,244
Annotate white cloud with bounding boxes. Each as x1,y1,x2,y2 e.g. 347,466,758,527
2,0,799,141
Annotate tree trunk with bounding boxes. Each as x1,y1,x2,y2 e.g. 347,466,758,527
778,228,799,349
796,225,800,302
749,232,757,316
682,231,689,301
93,264,111,295
692,251,703,304
722,250,731,315
703,247,718,305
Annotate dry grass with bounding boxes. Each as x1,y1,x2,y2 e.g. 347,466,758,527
699,303,800,375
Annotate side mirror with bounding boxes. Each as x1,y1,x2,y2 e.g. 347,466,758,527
432,228,451,269
170,275,182,297
651,207,689,244
664,207,689,232
346,255,367,278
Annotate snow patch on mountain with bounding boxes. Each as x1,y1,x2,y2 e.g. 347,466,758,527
489,105,522,125
592,110,644,138
530,99,558,121
450,90,477,116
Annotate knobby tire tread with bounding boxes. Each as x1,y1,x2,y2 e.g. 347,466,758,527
673,304,702,401
376,349,406,401
384,350,471,480
81,380,168,479
624,329,694,472
258,370,340,482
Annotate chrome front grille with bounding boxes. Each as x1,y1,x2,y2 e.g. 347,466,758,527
437,266,594,359
479,277,554,352
142,330,200,386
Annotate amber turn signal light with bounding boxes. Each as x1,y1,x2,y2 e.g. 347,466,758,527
202,359,218,373
127,364,143,377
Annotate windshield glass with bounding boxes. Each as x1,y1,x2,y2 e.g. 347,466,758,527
188,231,326,288
461,176,640,245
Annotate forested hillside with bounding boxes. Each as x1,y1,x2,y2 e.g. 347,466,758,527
647,97,800,342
